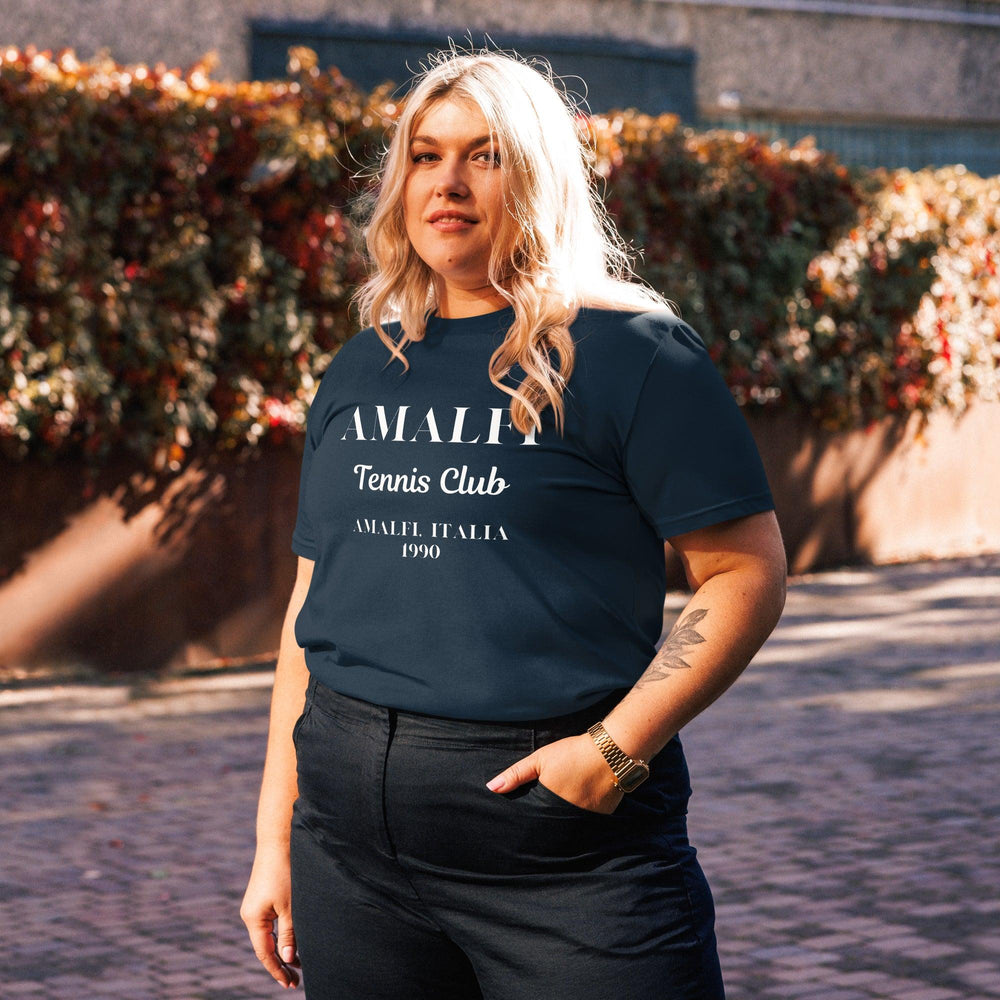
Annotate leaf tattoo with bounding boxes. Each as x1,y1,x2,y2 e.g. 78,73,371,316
634,608,708,688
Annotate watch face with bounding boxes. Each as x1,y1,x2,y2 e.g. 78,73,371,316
617,761,650,793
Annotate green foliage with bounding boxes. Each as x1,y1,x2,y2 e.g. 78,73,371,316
1,44,997,471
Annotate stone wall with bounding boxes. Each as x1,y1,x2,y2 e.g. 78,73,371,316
2,399,997,676
2,0,998,124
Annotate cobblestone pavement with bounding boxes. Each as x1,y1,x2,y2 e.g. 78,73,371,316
1,552,998,999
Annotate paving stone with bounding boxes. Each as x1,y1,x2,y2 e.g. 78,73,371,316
0,552,998,999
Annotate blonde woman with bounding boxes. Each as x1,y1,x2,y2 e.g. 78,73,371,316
241,46,786,999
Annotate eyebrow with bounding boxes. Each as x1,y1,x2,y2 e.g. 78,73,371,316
409,134,497,149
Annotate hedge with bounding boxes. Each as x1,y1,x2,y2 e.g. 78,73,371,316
1,43,997,474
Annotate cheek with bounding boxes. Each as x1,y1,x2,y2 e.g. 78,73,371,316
403,209,420,247
402,178,423,229
484,182,508,234
485,201,508,249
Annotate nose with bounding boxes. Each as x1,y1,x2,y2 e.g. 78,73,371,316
434,157,470,199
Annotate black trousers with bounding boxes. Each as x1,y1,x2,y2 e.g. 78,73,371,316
289,673,727,999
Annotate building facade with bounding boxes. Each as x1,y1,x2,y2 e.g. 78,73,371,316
3,0,999,174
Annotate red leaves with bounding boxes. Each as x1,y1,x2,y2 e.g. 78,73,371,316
2,45,994,469
0,45,374,468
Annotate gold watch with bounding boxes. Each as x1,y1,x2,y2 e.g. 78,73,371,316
587,720,650,792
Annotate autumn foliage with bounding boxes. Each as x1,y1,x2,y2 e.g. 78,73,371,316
1,44,997,471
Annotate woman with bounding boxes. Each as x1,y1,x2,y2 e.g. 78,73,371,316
241,46,786,998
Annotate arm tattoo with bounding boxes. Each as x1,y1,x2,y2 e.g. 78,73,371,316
633,608,708,689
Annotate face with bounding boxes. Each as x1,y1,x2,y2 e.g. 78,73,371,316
402,95,508,314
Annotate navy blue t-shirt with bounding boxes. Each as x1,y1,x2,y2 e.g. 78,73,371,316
291,304,775,721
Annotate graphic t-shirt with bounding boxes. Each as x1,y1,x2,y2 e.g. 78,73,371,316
292,304,775,721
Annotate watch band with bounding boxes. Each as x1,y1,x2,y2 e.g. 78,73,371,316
587,720,650,792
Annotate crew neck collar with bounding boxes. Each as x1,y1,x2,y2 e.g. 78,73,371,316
426,304,515,331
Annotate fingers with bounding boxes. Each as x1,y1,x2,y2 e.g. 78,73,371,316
241,905,300,989
277,920,301,972
486,751,539,792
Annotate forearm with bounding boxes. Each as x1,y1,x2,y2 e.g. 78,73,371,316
601,561,786,762
254,603,311,856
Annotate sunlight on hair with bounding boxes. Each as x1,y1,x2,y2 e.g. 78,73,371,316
351,44,679,438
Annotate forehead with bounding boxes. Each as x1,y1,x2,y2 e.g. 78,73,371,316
410,95,494,142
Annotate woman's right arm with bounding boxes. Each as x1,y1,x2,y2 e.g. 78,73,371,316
240,554,315,990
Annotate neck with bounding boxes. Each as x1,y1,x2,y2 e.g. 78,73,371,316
434,280,510,319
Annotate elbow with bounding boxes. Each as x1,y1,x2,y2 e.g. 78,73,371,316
722,545,788,631
756,517,788,623
769,559,788,629
758,533,788,627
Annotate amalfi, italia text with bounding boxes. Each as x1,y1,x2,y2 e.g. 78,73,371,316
354,520,509,541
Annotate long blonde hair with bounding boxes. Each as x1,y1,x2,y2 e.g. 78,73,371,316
353,45,677,436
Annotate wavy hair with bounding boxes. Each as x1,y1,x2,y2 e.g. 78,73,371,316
352,45,677,436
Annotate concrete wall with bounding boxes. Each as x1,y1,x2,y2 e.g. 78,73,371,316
751,397,1000,572
2,0,999,125
2,398,997,676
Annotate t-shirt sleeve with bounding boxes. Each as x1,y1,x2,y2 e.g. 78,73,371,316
291,372,330,560
622,317,775,540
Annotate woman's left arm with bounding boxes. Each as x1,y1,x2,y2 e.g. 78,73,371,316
486,509,787,812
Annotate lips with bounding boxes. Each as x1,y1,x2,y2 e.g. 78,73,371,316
428,210,477,223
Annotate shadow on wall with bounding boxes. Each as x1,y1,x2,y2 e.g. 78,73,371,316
664,398,996,585
0,443,301,675
751,407,913,575
2,399,998,675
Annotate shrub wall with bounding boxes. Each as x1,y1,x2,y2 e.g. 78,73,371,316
1,44,998,477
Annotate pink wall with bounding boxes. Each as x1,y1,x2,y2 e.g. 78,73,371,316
2,399,997,675
749,397,999,573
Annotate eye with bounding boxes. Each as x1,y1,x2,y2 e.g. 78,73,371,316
475,150,501,165
411,151,437,163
